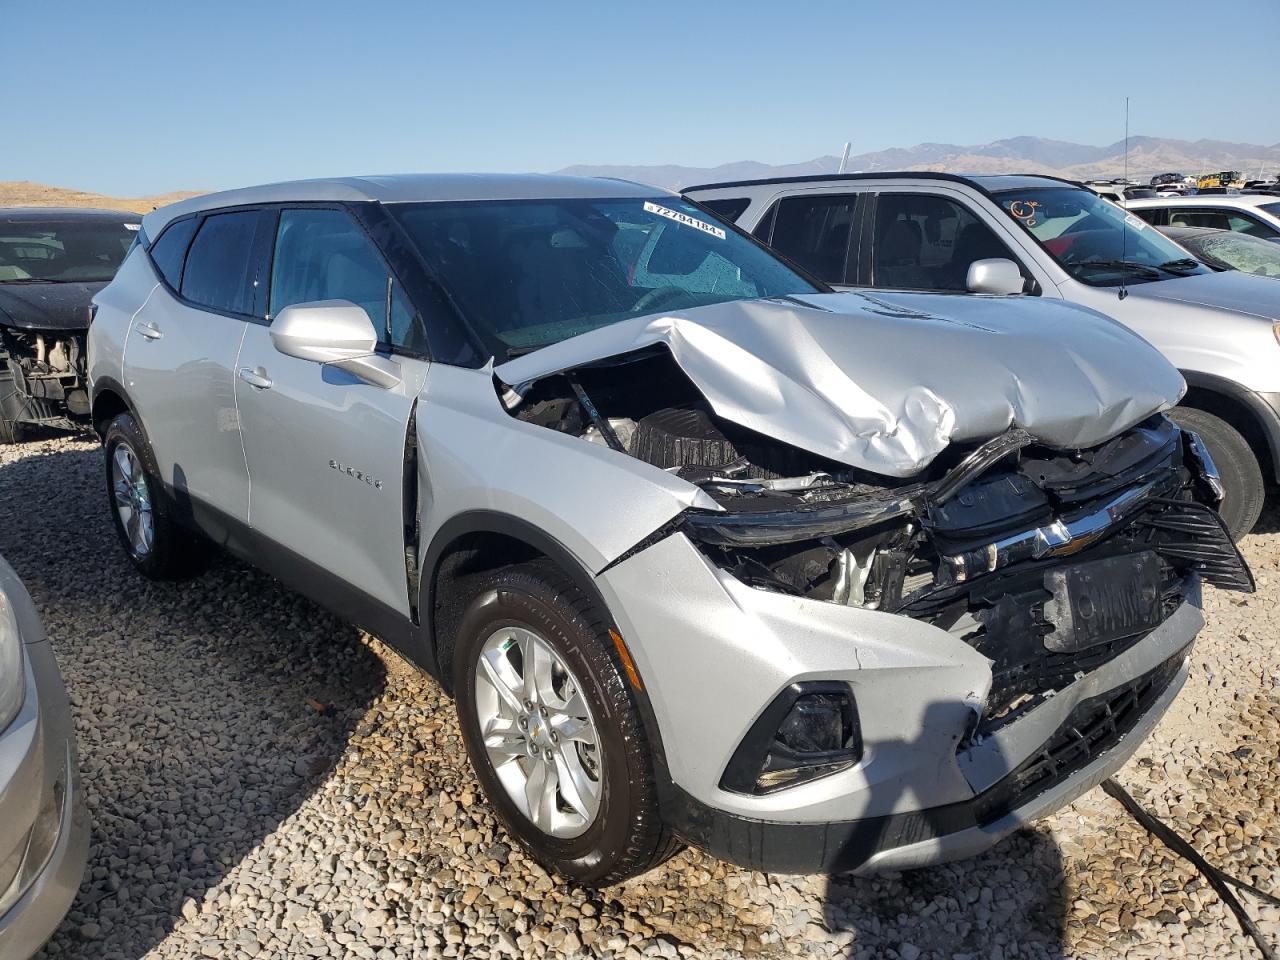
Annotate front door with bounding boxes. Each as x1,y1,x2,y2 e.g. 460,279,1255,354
235,206,430,619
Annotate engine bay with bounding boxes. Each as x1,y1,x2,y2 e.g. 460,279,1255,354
502,347,1254,739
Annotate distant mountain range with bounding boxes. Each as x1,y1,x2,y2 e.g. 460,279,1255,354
556,136,1280,191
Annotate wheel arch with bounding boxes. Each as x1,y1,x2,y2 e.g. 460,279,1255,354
1178,371,1280,483
420,510,671,772
90,376,143,442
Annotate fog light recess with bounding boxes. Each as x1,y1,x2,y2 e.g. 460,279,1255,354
721,682,862,795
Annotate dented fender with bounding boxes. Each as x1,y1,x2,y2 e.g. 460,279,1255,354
413,364,719,576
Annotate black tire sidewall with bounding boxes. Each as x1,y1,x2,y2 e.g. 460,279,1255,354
1169,407,1265,540
102,412,202,579
452,570,643,884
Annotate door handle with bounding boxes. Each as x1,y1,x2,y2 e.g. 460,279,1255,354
237,367,273,390
135,321,163,340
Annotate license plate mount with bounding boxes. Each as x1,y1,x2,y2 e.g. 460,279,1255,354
1043,551,1163,653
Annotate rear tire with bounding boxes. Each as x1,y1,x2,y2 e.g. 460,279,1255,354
452,560,680,886
103,412,208,579
1169,406,1264,541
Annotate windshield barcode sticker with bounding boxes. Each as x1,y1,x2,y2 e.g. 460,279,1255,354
1123,214,1147,231
644,201,726,240
124,223,140,231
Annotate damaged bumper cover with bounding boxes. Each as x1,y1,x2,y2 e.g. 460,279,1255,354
594,414,1249,874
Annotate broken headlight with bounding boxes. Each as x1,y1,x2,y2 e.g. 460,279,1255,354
721,682,862,794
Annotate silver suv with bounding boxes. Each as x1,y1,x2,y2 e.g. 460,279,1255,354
88,174,1249,884
685,173,1280,538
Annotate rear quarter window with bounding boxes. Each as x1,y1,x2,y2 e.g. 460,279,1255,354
148,217,199,289
696,197,751,222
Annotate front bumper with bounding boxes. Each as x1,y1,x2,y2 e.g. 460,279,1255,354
0,562,88,959
599,533,1202,874
662,624,1189,874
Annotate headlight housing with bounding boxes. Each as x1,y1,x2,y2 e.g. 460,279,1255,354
0,586,25,731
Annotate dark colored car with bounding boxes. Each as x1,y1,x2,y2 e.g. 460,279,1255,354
0,209,141,442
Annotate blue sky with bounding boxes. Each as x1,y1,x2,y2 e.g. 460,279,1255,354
6,0,1278,196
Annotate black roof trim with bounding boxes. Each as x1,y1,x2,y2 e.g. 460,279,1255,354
683,171,1085,194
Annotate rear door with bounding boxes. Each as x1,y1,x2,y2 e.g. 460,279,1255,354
125,209,272,526
234,205,430,619
751,192,862,286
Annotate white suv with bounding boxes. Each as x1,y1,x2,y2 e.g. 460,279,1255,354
87,174,1249,885
686,173,1280,538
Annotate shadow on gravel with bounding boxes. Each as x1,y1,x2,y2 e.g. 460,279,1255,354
813,705,1070,959
0,441,386,959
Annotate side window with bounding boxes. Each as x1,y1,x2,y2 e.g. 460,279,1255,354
149,217,199,289
1225,213,1277,238
768,194,857,283
872,193,1017,292
270,209,387,326
269,208,425,350
1132,208,1166,227
180,211,270,315
1168,209,1230,230
697,197,751,222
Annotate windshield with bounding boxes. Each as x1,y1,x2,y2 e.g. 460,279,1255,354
1178,231,1280,278
0,218,139,283
391,197,819,357
1261,201,1280,219
991,187,1211,285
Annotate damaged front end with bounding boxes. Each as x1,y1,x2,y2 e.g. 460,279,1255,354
501,346,1252,787
0,326,90,429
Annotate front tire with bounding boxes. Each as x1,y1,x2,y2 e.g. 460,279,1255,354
103,412,207,579
0,368,24,444
452,560,679,885
1169,406,1265,541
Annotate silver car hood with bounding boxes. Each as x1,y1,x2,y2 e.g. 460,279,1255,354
496,291,1185,478
1122,269,1280,321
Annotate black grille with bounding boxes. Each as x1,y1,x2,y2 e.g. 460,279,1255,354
973,647,1188,825
1140,497,1255,592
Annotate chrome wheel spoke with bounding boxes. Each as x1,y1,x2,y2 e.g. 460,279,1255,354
553,745,596,820
112,446,132,482
519,632,551,705
551,713,597,746
482,716,526,762
524,757,556,831
112,478,132,509
474,625,604,839
478,647,525,717
137,505,154,552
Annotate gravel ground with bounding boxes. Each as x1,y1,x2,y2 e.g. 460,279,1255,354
2,433,1276,960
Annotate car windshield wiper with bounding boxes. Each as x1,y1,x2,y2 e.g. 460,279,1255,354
1071,259,1162,279
1158,258,1201,274
505,344,548,360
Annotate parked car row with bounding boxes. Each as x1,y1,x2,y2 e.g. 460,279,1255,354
0,164,1268,948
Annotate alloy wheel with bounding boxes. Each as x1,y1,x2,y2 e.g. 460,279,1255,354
473,626,603,838
111,442,154,559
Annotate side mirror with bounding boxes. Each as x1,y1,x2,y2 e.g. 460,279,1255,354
269,300,401,388
966,258,1026,296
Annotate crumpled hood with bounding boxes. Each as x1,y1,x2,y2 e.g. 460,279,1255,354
1121,269,1280,321
497,291,1186,478
0,281,104,331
